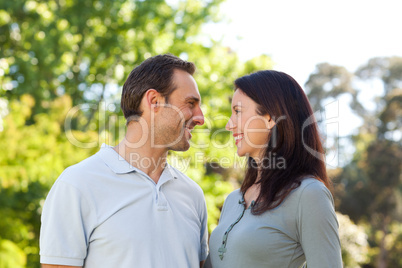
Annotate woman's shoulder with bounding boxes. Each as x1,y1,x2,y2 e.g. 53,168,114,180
294,177,333,204
225,188,242,202
222,188,244,208
299,177,330,191
299,177,326,189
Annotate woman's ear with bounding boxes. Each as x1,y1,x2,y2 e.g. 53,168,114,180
269,115,286,130
264,114,275,130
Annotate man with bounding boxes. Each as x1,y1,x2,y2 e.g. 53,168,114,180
40,54,207,267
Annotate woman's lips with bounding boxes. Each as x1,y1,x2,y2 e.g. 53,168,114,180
234,133,244,145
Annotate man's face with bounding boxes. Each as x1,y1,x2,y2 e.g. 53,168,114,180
153,69,204,151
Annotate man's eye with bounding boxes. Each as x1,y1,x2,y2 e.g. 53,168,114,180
189,102,195,107
234,110,240,114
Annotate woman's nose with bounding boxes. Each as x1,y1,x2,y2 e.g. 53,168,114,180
225,117,235,131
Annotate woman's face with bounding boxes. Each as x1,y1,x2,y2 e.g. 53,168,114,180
226,89,275,160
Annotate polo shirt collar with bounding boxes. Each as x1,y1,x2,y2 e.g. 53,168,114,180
98,144,178,183
98,144,140,174
158,164,178,187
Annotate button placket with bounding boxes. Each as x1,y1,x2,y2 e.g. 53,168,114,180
218,195,255,260
156,187,168,211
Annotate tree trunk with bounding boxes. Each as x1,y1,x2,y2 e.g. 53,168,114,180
377,216,390,268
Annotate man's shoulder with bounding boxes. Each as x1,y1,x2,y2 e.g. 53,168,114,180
169,166,204,193
58,151,105,184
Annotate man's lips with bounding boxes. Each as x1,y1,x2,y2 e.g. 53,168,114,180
184,126,194,138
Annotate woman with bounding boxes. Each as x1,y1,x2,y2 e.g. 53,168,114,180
207,70,342,267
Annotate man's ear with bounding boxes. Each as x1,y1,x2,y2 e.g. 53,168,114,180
144,89,162,111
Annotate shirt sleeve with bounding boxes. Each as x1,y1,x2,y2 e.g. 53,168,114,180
297,181,343,268
40,177,97,266
199,196,209,261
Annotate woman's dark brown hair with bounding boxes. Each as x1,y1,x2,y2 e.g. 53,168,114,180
235,70,331,215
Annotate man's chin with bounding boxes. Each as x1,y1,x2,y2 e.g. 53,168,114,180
168,140,190,152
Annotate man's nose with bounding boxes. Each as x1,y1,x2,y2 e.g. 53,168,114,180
193,106,204,126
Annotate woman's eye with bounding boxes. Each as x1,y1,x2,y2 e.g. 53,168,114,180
234,110,240,114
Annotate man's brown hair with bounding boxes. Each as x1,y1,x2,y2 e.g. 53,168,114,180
121,54,196,122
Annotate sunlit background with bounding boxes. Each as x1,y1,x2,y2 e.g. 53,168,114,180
202,0,402,139
205,0,402,82
0,0,401,267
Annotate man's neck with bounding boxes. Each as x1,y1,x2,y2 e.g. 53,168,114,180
113,138,168,184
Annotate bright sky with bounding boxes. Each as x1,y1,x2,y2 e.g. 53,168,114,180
202,0,402,166
205,0,402,86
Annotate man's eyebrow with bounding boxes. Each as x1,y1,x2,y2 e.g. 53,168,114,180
185,96,200,102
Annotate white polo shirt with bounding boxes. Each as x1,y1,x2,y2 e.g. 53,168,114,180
40,144,208,267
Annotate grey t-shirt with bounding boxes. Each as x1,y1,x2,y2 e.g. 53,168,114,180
207,178,342,268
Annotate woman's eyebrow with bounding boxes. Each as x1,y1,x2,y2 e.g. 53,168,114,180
232,104,241,109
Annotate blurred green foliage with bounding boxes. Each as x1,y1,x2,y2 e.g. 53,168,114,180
0,0,273,266
307,57,402,267
1,0,401,268
337,212,369,268
0,94,99,266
